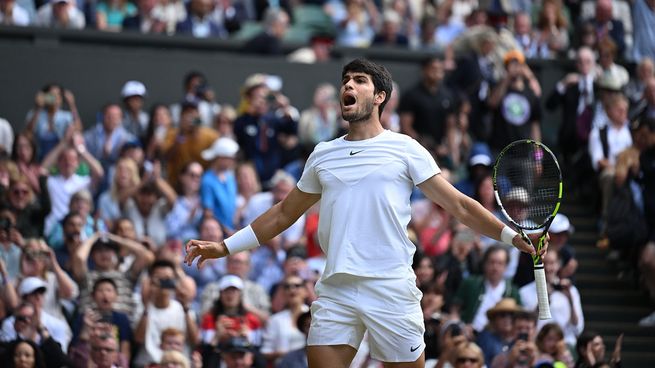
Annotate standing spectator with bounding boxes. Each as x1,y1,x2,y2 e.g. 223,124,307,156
372,10,409,47
24,85,81,160
200,137,240,232
596,37,629,90
233,79,298,185
452,245,521,332
120,80,149,139
242,7,288,55
631,0,655,61
170,71,221,127
398,56,456,151
95,0,137,30
298,83,341,147
121,0,167,34
0,0,31,25
34,0,85,28
165,162,204,243
162,102,219,188
175,0,227,38
83,103,137,171
487,50,542,154
134,260,200,368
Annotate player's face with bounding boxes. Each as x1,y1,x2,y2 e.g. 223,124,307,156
340,72,377,123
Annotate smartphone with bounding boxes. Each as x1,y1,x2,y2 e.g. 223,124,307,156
517,332,529,341
159,278,177,289
450,324,462,337
553,283,563,291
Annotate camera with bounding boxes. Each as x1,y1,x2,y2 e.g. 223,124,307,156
0,217,13,231
552,283,563,291
517,332,529,341
158,278,177,289
450,323,462,337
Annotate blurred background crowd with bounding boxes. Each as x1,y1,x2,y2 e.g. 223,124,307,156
0,0,655,367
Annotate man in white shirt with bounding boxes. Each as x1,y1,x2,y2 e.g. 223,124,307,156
588,93,633,230
185,58,544,368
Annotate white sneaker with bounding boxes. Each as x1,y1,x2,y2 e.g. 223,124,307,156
638,311,655,326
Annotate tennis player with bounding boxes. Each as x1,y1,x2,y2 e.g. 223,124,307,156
185,59,545,368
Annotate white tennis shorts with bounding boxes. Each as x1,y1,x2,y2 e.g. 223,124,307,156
307,273,426,362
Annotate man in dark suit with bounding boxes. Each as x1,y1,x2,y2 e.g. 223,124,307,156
122,0,165,33
242,7,289,55
589,0,626,56
175,0,227,38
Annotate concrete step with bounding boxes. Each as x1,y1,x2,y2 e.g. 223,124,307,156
622,351,655,368
580,289,649,306
585,321,655,337
603,335,655,353
575,274,633,290
583,305,652,323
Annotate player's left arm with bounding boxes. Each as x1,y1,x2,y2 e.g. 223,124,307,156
418,174,539,255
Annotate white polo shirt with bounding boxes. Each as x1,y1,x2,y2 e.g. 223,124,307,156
298,130,439,280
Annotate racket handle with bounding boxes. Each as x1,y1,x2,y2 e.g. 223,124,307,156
534,266,552,320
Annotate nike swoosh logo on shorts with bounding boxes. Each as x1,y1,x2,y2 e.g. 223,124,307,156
410,344,421,352
350,150,364,156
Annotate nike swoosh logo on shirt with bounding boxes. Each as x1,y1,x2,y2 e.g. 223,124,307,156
410,344,421,352
349,150,364,156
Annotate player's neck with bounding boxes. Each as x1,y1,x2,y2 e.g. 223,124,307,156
345,119,384,141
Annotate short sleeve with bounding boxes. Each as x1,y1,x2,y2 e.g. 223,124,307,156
297,146,322,194
405,137,440,185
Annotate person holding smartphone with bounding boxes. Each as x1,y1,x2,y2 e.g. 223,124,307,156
490,310,538,368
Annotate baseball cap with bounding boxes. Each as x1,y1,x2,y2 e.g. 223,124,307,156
504,49,526,65
220,336,253,353
19,277,48,296
121,80,147,98
201,137,239,161
218,275,244,291
469,153,492,167
549,214,573,234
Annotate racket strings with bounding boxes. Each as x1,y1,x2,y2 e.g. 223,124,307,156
495,142,560,227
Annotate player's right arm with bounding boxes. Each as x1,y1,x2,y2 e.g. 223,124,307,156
185,188,320,267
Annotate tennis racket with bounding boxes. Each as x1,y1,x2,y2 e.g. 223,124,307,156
492,140,562,320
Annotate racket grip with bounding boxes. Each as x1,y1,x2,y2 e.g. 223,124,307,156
534,267,552,320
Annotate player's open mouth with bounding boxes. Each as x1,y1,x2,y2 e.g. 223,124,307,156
342,94,356,107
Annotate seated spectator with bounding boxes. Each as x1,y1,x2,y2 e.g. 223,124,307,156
242,8,288,55
8,178,48,242
72,278,132,363
520,251,584,347
372,10,409,47
73,232,154,324
574,330,624,368
69,327,126,368
96,0,137,31
120,80,149,139
133,260,200,367
333,0,378,48
200,251,271,322
298,84,340,147
625,57,654,105
97,157,141,229
35,0,85,29
17,238,77,323
436,228,481,312
124,174,177,248
535,323,575,367
412,253,436,291
476,298,522,366
182,217,225,296
596,37,629,90
84,103,137,172
583,0,626,56
219,336,259,368
11,133,42,195
0,0,30,25
512,12,541,58
122,0,167,34
169,71,221,128
24,85,81,161
490,309,539,368
0,209,24,282
588,93,632,235
152,0,186,34
260,274,309,365
534,0,569,57
199,275,263,365
276,310,311,368
427,320,469,367
42,134,104,236
452,341,485,368
47,189,107,250
1,278,72,352
548,214,578,280
158,350,190,368
452,245,521,333
234,162,261,227
633,76,655,122
2,339,46,368
165,162,204,243
53,211,84,274
151,328,202,368
200,138,239,232
175,0,226,38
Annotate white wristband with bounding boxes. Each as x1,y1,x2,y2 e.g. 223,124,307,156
500,226,518,246
224,225,260,254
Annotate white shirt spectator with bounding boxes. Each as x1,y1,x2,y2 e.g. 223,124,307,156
0,2,30,25
588,122,633,171
0,118,14,155
471,280,507,332
35,0,85,29
0,310,72,352
45,173,91,235
134,300,189,366
260,305,309,356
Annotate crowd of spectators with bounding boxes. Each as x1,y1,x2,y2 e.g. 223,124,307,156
1,0,655,367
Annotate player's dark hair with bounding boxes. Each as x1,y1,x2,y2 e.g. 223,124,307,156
341,58,393,117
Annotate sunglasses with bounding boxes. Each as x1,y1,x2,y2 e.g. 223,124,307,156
456,357,479,364
16,315,32,323
283,282,304,290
